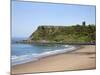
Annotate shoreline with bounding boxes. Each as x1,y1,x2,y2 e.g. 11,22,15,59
11,45,96,74
12,45,80,66
16,40,96,45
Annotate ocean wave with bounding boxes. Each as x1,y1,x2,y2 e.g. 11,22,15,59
11,45,77,66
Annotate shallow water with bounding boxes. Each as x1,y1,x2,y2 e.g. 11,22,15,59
11,38,77,66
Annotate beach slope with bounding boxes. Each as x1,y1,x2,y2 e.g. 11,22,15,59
11,45,96,74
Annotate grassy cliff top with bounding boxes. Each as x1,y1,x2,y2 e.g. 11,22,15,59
28,24,95,44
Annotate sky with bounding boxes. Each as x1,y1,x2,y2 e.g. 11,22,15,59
12,1,96,38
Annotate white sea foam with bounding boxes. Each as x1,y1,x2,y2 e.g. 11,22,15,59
12,54,39,65
11,45,77,66
63,45,69,47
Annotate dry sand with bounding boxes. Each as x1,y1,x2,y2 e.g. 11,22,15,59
11,45,96,74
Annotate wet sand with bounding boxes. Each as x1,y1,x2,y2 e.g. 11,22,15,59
11,45,96,74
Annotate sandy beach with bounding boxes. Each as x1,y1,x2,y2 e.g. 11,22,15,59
11,45,96,74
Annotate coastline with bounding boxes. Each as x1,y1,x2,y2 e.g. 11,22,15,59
11,45,96,74
16,39,96,45
12,45,78,66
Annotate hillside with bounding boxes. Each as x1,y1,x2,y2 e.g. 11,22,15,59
28,24,95,44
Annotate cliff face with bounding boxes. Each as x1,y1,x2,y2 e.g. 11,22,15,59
29,25,95,43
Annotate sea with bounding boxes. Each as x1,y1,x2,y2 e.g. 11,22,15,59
11,38,77,66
